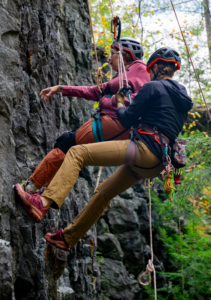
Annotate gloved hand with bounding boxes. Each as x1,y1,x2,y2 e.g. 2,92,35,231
116,92,125,105
115,85,131,106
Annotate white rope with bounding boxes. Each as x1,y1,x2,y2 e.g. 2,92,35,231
118,52,123,88
118,41,129,86
139,178,157,300
117,41,130,89
94,166,104,191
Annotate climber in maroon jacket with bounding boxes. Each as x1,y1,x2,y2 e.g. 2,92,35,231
21,38,150,192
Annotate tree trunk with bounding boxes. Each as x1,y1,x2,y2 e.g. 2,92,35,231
203,0,211,66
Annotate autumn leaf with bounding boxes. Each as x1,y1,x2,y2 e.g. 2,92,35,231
143,13,148,17
102,63,108,67
194,44,198,48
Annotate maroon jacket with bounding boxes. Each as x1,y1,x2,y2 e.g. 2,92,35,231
62,60,150,119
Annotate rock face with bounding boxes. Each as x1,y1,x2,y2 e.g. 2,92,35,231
0,0,102,299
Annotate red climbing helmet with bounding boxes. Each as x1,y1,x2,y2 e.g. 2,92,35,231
146,47,181,73
111,38,144,61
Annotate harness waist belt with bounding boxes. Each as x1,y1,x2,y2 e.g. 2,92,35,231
138,123,170,145
124,124,170,169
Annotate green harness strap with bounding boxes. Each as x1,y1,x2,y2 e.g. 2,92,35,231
92,94,113,142
92,114,104,142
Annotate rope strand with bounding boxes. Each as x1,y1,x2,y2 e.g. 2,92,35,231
169,0,211,120
139,179,157,300
118,41,129,88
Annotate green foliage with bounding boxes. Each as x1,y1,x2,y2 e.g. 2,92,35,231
96,251,105,267
150,132,211,299
96,252,110,299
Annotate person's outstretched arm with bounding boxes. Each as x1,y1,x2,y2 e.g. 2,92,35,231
40,84,107,102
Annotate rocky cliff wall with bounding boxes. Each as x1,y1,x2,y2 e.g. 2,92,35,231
0,1,168,299
0,0,102,299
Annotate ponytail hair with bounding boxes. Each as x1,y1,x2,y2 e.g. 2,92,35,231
155,61,176,79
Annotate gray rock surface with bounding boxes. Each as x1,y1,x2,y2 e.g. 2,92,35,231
107,197,140,233
0,0,103,299
0,239,15,300
100,258,137,300
97,233,123,261
96,219,110,236
58,287,75,300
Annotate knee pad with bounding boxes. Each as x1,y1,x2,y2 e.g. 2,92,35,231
54,130,76,154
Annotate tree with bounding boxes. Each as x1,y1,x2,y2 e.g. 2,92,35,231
203,0,211,66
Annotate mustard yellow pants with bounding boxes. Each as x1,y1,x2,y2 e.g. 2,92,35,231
42,139,163,246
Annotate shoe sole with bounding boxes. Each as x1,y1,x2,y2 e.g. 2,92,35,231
45,234,70,252
14,184,44,223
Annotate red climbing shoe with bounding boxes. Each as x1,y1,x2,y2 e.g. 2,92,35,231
45,228,70,252
14,184,48,223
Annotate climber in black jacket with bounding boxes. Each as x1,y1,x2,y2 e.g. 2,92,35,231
14,47,193,251
117,67,193,161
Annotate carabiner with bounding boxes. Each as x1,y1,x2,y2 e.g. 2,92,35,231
111,16,121,41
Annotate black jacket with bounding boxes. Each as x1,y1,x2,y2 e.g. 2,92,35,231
117,79,193,159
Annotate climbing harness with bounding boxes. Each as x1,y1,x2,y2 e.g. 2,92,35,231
92,114,104,142
124,140,138,167
124,123,172,172
139,179,157,300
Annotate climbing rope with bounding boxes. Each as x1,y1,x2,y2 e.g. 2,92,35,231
169,0,211,121
87,0,103,93
139,178,157,300
118,41,129,88
109,0,129,88
94,166,104,191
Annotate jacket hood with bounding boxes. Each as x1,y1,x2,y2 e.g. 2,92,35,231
128,60,147,68
161,79,193,113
